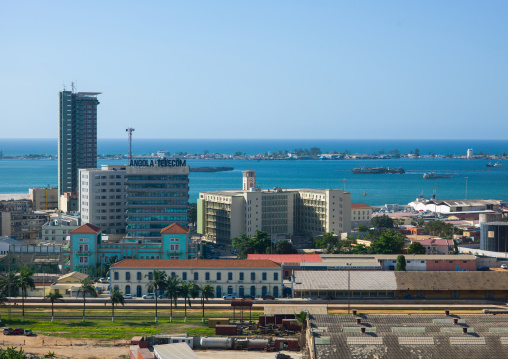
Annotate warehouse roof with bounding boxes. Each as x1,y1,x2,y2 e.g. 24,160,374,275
111,259,280,268
247,254,322,263
293,271,508,291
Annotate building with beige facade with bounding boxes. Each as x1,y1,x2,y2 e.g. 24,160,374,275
110,258,283,298
351,202,373,229
29,188,59,211
197,171,351,244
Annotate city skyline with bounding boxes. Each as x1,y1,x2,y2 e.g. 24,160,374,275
1,1,507,140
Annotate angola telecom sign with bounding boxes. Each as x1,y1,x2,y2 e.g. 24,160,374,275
129,158,187,167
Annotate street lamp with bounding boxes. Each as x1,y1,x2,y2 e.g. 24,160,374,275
347,262,352,314
343,179,347,192
464,177,469,199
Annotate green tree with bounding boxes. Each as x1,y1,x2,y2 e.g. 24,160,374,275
369,230,405,254
77,278,98,322
423,220,454,238
146,270,167,322
199,284,214,322
0,346,25,359
273,240,298,254
18,266,35,322
0,271,19,297
230,230,272,259
371,215,394,228
164,275,181,322
313,232,338,249
110,289,125,322
407,241,426,254
45,290,63,322
357,224,369,232
179,283,192,322
396,255,406,271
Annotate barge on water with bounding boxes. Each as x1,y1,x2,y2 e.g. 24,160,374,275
352,167,405,174
423,172,452,179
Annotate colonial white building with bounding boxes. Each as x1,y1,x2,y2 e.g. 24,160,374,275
110,259,283,298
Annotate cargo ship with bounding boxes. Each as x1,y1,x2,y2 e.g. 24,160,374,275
423,172,452,179
352,167,405,174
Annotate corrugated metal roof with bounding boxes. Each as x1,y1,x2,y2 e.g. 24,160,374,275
153,343,198,359
293,271,397,291
247,254,322,263
111,259,280,268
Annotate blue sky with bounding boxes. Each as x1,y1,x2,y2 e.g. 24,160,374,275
0,1,507,139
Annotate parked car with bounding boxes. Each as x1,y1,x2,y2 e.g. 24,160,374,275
143,293,155,299
478,266,489,271
11,329,24,335
501,264,508,269
24,329,33,336
242,295,255,300
124,294,133,299
3,328,12,335
223,294,236,300
262,295,275,300
99,277,109,283
275,353,291,359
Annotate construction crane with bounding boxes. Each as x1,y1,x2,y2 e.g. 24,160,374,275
126,128,135,163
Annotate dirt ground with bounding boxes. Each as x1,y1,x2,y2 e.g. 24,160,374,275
1,334,129,359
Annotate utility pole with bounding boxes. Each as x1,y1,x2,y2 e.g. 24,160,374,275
126,128,135,163
464,177,469,199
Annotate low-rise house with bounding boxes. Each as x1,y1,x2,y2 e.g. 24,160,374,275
110,258,283,298
414,238,454,254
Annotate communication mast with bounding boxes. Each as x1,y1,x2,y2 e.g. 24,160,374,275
126,128,135,162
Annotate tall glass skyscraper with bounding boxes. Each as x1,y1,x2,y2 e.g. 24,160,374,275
58,89,101,197
125,162,190,237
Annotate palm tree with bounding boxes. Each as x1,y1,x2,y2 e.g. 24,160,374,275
179,283,191,322
77,278,98,322
199,284,214,322
164,275,181,322
45,290,63,322
18,267,35,322
0,271,19,296
110,289,125,322
145,270,167,322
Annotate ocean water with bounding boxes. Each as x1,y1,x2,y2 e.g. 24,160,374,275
0,157,507,206
1,138,508,157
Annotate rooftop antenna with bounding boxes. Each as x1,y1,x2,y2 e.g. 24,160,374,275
63,83,66,91
71,82,75,93
126,128,135,162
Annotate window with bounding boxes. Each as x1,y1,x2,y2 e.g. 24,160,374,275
148,272,153,281
125,272,131,281
79,237,88,242
171,272,176,277
137,272,142,281
79,257,88,264
194,272,199,281
182,272,187,280
205,272,210,281
251,272,256,281
170,244,180,252
239,272,244,281
216,272,221,281
274,272,278,281
114,272,119,280
125,285,131,295
170,238,179,242
228,272,233,281
262,272,267,281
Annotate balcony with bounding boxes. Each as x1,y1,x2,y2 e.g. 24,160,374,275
75,251,93,255
166,250,183,254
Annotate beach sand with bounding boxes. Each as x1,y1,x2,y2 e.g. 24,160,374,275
0,193,30,201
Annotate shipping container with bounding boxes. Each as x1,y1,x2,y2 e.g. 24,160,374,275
215,325,242,336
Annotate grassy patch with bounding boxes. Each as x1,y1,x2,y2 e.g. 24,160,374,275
0,307,256,340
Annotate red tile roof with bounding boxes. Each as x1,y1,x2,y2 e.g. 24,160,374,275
246,254,322,264
70,223,102,234
111,259,280,268
351,203,373,210
160,223,190,234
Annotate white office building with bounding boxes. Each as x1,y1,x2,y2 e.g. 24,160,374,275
79,165,127,234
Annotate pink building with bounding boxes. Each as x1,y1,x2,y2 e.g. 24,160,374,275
415,238,454,255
